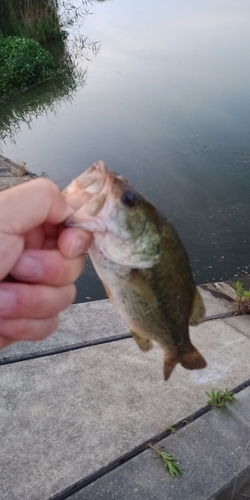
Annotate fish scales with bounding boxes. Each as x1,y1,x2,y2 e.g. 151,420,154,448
64,161,207,381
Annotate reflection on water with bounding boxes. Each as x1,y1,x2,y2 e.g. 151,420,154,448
1,0,250,302
0,35,96,144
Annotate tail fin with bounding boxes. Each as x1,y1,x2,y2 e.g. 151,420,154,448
180,344,207,370
163,344,207,381
163,351,179,381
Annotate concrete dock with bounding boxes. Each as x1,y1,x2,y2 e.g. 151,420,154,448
1,282,250,500
0,154,37,190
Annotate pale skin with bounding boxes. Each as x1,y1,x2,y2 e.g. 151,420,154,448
0,178,91,351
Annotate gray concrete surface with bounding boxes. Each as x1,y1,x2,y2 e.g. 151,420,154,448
70,403,250,500
199,281,237,316
0,300,128,361
225,315,250,339
1,313,250,500
0,154,37,190
0,280,238,362
229,385,250,426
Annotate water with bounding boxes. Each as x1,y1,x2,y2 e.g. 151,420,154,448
1,0,250,303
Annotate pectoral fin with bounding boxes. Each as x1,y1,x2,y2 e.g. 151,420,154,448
128,271,157,307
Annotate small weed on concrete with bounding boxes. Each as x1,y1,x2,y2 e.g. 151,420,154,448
166,423,176,434
206,388,236,409
148,443,183,477
235,281,250,315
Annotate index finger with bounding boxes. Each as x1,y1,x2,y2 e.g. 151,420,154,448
0,178,73,236
0,178,75,281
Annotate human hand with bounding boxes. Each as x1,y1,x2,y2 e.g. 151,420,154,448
0,178,91,351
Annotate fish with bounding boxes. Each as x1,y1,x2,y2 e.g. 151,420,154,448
63,161,207,380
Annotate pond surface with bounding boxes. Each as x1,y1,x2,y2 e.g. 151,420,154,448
1,0,250,302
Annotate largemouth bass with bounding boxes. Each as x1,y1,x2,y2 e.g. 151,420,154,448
64,161,207,380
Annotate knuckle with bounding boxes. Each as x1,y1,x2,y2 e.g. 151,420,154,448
34,177,59,195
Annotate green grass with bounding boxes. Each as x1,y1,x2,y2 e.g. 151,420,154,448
0,0,91,43
0,0,61,42
166,423,177,434
205,389,236,409
148,443,183,477
235,281,250,314
235,281,250,300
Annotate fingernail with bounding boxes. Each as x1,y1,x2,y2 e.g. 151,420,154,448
0,288,16,314
70,234,90,257
12,255,43,281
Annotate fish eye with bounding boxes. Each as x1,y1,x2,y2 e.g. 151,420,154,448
121,190,137,207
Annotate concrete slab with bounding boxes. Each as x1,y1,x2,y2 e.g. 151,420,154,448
1,319,250,500
228,385,250,427
226,473,250,500
198,282,237,317
188,319,250,385
0,176,31,190
0,300,128,362
224,314,250,339
69,409,250,500
0,154,37,191
0,281,238,362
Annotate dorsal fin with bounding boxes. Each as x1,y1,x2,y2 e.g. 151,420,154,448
189,289,205,326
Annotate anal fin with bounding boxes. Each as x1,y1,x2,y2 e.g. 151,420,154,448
163,351,179,381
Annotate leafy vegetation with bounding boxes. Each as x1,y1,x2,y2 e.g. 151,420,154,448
0,0,98,136
0,34,91,143
166,423,177,434
148,443,183,477
0,31,99,143
234,281,250,315
205,388,236,409
0,1,96,100
0,35,55,96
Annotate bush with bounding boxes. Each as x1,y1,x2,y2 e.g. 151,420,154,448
0,35,55,95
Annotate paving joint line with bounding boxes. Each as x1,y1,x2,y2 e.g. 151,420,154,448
48,377,250,500
0,311,236,366
0,334,131,366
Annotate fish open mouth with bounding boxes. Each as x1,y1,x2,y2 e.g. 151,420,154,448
64,161,115,229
